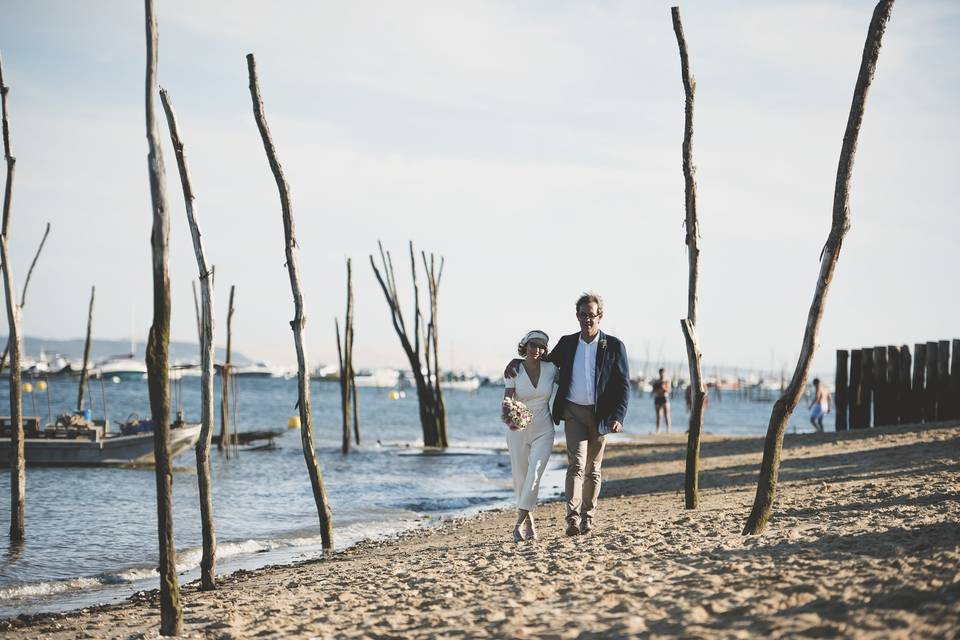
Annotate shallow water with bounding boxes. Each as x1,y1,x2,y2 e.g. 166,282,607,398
0,376,805,617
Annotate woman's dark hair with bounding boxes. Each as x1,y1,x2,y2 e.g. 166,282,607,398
517,331,549,357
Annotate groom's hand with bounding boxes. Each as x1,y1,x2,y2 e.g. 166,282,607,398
503,358,522,379
609,420,623,433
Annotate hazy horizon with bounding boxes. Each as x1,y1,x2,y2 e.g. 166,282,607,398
0,1,956,379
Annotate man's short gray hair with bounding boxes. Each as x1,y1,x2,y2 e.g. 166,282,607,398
575,292,604,315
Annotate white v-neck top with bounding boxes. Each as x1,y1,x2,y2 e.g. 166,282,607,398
505,361,558,430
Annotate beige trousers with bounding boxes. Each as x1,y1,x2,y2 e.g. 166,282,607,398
563,402,606,523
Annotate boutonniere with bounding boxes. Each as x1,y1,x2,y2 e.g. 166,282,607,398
599,338,608,350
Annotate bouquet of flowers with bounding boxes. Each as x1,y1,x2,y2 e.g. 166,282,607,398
501,397,533,431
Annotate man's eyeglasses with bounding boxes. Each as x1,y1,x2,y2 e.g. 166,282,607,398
577,312,601,321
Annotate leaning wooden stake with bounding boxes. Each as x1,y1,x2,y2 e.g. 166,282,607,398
76,286,95,412
1,50,25,544
0,222,49,374
142,0,182,632
159,87,218,590
671,6,707,510
743,0,895,535
247,52,333,548
220,284,235,454
191,280,202,342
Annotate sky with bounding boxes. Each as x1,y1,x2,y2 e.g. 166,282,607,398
0,0,956,379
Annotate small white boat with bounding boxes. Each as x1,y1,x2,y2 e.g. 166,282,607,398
232,362,284,378
441,376,481,392
95,356,148,381
353,368,401,388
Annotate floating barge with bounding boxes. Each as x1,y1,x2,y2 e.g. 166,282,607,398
0,416,201,467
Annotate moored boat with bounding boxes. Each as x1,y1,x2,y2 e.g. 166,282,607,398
0,415,201,466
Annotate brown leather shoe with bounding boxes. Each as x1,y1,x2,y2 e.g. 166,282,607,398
580,518,593,536
565,521,581,537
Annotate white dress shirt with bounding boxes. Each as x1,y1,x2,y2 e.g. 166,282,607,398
566,333,599,405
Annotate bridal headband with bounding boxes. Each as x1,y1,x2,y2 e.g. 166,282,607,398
520,330,550,347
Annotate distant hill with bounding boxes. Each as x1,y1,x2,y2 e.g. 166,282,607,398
1,336,253,365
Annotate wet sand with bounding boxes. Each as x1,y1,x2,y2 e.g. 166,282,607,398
4,422,958,638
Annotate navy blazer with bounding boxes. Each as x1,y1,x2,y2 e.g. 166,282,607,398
549,330,630,429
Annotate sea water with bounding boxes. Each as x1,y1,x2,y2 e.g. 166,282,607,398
0,376,792,618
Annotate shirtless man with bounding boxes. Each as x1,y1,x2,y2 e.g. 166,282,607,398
653,368,671,433
808,378,832,433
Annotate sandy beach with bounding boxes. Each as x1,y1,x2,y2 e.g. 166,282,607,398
3,421,958,639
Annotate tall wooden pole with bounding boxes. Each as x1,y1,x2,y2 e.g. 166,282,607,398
159,88,218,590
873,346,886,426
191,280,202,342
247,53,333,548
1,49,25,545
743,0,896,535
143,1,181,632
897,345,911,424
849,349,863,428
925,341,938,421
885,345,899,425
77,286,95,412
219,284,234,453
335,317,350,454
671,6,707,509
861,348,874,427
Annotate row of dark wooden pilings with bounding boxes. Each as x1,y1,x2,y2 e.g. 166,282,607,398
835,339,959,430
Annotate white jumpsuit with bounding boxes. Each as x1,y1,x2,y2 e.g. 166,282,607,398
504,361,557,512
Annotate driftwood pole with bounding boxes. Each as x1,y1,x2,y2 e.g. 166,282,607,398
77,286,95,412
835,350,848,431
219,284,234,453
671,5,707,509
143,1,181,632
349,309,359,446
1,49,25,545
159,88,218,590
335,258,356,453
743,0,896,535
247,53,333,548
370,241,447,447
421,251,447,447
0,222,49,375
335,318,350,454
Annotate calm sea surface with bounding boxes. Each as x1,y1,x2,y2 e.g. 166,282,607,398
0,376,811,617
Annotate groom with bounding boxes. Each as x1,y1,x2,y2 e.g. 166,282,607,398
506,292,630,536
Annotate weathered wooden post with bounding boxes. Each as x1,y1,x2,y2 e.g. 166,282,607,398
159,88,218,590
76,286,95,412
849,349,864,428
937,340,950,421
873,346,886,426
219,284,235,454
335,258,355,454
670,5,708,510
913,343,927,423
142,0,182,633
897,345,911,424
951,339,960,421
0,59,26,545
835,350,849,431
742,0,896,535
925,341,939,421
861,348,874,427
247,52,333,548
886,345,900,425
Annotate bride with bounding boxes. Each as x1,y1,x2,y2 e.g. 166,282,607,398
503,330,558,541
